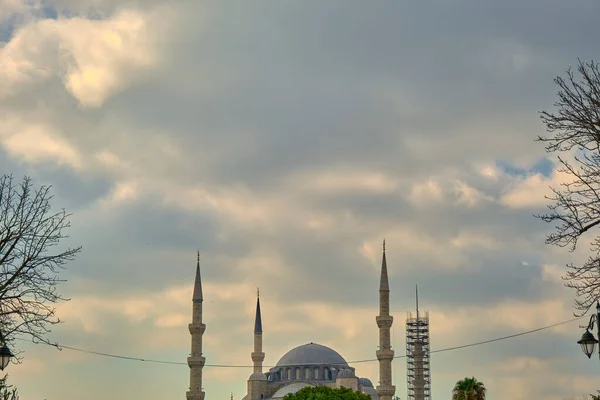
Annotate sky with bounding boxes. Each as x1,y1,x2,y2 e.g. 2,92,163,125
0,1,599,399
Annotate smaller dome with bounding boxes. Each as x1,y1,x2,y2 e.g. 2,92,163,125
337,369,355,378
248,372,267,381
358,377,373,387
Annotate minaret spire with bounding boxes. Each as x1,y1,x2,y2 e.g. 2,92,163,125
376,240,396,400
254,288,263,334
416,284,420,321
380,239,390,291
193,251,203,302
251,288,265,373
187,251,206,400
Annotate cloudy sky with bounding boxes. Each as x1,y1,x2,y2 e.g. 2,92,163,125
1,0,599,399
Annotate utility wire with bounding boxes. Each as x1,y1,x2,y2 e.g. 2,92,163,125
429,315,585,355
18,314,587,368
350,314,587,364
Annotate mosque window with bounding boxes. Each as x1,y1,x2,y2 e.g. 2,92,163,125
305,367,310,379
295,368,300,380
324,367,332,380
287,369,291,380
314,368,319,380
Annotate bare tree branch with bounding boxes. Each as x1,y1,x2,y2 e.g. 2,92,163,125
535,60,600,316
0,175,81,364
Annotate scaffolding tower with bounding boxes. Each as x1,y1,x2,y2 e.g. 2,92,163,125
406,286,431,400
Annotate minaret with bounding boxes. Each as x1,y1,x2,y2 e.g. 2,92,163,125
187,251,206,400
376,240,396,400
406,284,431,400
247,289,267,400
413,285,425,400
251,288,265,372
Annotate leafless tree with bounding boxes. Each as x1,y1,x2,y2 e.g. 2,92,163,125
536,60,600,315
0,175,81,361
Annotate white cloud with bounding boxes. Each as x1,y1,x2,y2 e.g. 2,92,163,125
289,168,399,194
407,175,494,209
541,264,565,284
0,117,82,168
408,178,443,206
0,0,41,25
433,298,573,339
0,8,167,106
501,168,571,209
453,180,492,207
95,180,139,209
477,163,501,180
363,228,468,270
450,230,499,250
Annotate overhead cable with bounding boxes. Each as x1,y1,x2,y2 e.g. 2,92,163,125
17,314,586,368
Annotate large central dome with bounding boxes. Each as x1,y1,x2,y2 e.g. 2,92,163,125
275,342,348,367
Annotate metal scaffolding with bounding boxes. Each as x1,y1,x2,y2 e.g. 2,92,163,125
406,287,431,400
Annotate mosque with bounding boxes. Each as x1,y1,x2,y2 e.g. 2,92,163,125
185,243,396,400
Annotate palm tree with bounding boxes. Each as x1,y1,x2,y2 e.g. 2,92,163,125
452,377,486,400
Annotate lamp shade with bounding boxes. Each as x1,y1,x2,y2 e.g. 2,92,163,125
0,343,12,370
577,329,598,359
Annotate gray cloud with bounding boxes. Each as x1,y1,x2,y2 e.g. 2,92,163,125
2,0,599,399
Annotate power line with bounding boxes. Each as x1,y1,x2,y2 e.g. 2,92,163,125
429,315,584,354
19,314,586,368
346,315,586,364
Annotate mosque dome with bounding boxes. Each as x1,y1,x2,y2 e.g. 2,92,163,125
358,377,374,387
271,382,314,399
275,342,348,367
248,372,267,381
337,369,355,378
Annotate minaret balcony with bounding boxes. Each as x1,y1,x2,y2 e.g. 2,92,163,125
251,352,265,361
189,323,206,334
376,315,393,328
187,356,206,368
375,386,396,396
186,391,206,400
376,349,395,361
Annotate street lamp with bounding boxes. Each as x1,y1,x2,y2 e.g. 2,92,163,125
577,301,600,361
0,331,12,371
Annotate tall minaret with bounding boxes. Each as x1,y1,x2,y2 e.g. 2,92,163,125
247,289,267,400
413,285,426,400
251,288,265,372
376,240,396,400
187,251,206,400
